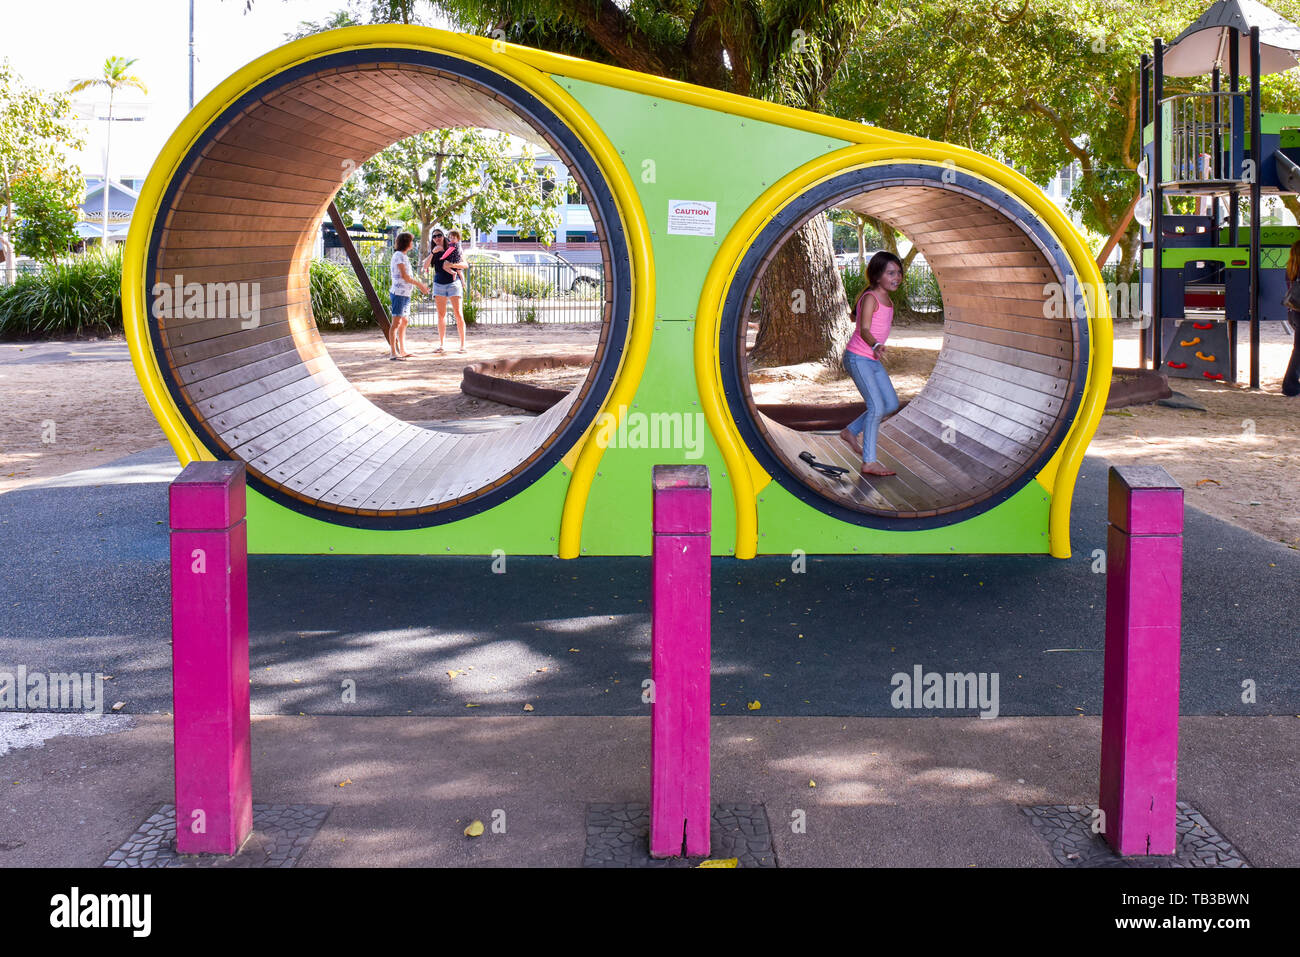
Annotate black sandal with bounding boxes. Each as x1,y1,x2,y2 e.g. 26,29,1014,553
799,451,849,477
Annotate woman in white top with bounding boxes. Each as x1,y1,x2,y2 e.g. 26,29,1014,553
388,232,429,360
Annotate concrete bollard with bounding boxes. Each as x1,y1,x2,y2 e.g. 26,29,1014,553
650,464,711,858
1099,464,1184,856
169,461,252,855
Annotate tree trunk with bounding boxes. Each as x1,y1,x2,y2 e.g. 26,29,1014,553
1118,228,1140,285
749,215,851,368
0,232,15,285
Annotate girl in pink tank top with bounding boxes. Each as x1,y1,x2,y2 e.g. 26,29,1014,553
840,251,904,477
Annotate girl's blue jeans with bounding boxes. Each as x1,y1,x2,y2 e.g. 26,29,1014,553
843,349,899,463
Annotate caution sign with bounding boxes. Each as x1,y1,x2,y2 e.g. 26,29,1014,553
667,199,717,236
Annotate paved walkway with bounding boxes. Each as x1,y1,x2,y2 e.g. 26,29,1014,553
1,447,1297,867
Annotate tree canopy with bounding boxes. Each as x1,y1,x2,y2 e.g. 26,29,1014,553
0,60,84,275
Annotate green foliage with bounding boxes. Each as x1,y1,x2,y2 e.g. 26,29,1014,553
309,258,380,330
0,60,85,271
461,297,479,325
12,171,80,261
345,128,570,261
839,262,942,318
504,273,554,298
0,247,122,338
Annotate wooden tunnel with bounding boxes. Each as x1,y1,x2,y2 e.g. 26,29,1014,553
727,179,1086,523
144,54,629,527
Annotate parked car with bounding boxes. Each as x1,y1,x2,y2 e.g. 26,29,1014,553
467,249,601,292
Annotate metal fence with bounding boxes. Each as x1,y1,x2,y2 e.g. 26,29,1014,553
417,260,606,326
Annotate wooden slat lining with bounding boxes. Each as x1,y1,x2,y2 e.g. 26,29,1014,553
909,390,1041,455
159,246,301,269
873,429,973,505
157,228,307,250
767,427,891,511
940,348,1068,402
160,304,314,350
384,432,468,510
766,424,897,510
924,249,1048,267
162,295,308,339
169,314,306,367
235,99,394,159
143,61,618,519
943,332,1072,380
222,377,355,450
337,428,437,511
186,338,326,400
353,431,447,511
288,413,405,496
921,236,1039,256
941,294,1070,325
235,389,374,469
896,402,1030,481
178,154,341,194
313,421,427,504
195,354,326,418
205,359,339,431
942,304,1072,340
885,413,1006,491
943,319,1072,359
925,366,1056,432
153,259,304,285
907,385,1041,461
269,405,392,487
173,173,326,210
174,334,299,386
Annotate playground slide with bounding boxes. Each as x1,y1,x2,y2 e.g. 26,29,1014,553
122,25,1110,559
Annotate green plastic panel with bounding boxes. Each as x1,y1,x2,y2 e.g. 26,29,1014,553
242,75,1065,557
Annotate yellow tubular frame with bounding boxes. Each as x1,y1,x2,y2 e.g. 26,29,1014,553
121,26,654,557
126,25,1109,559
695,147,1111,560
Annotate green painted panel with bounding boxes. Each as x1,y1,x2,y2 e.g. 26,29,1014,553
574,322,738,556
558,77,851,321
1155,246,1290,269
246,458,573,555
1261,113,1300,135
755,474,1052,555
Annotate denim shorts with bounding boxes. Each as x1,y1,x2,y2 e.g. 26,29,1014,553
390,293,411,317
433,281,463,298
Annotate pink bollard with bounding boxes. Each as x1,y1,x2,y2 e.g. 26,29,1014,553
169,461,252,855
1099,465,1183,856
650,465,712,858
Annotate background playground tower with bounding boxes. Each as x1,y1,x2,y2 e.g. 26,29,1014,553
122,26,1110,559
1139,1,1300,387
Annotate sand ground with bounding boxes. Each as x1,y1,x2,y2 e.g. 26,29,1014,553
1,319,1295,546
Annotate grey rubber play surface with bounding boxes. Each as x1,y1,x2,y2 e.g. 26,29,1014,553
1,448,1295,718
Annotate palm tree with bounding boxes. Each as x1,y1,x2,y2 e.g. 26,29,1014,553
70,56,147,244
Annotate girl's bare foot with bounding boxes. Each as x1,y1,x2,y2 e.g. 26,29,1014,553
860,462,896,477
839,428,863,454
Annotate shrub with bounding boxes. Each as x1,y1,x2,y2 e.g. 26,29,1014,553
504,273,555,299
309,258,376,330
0,246,123,338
